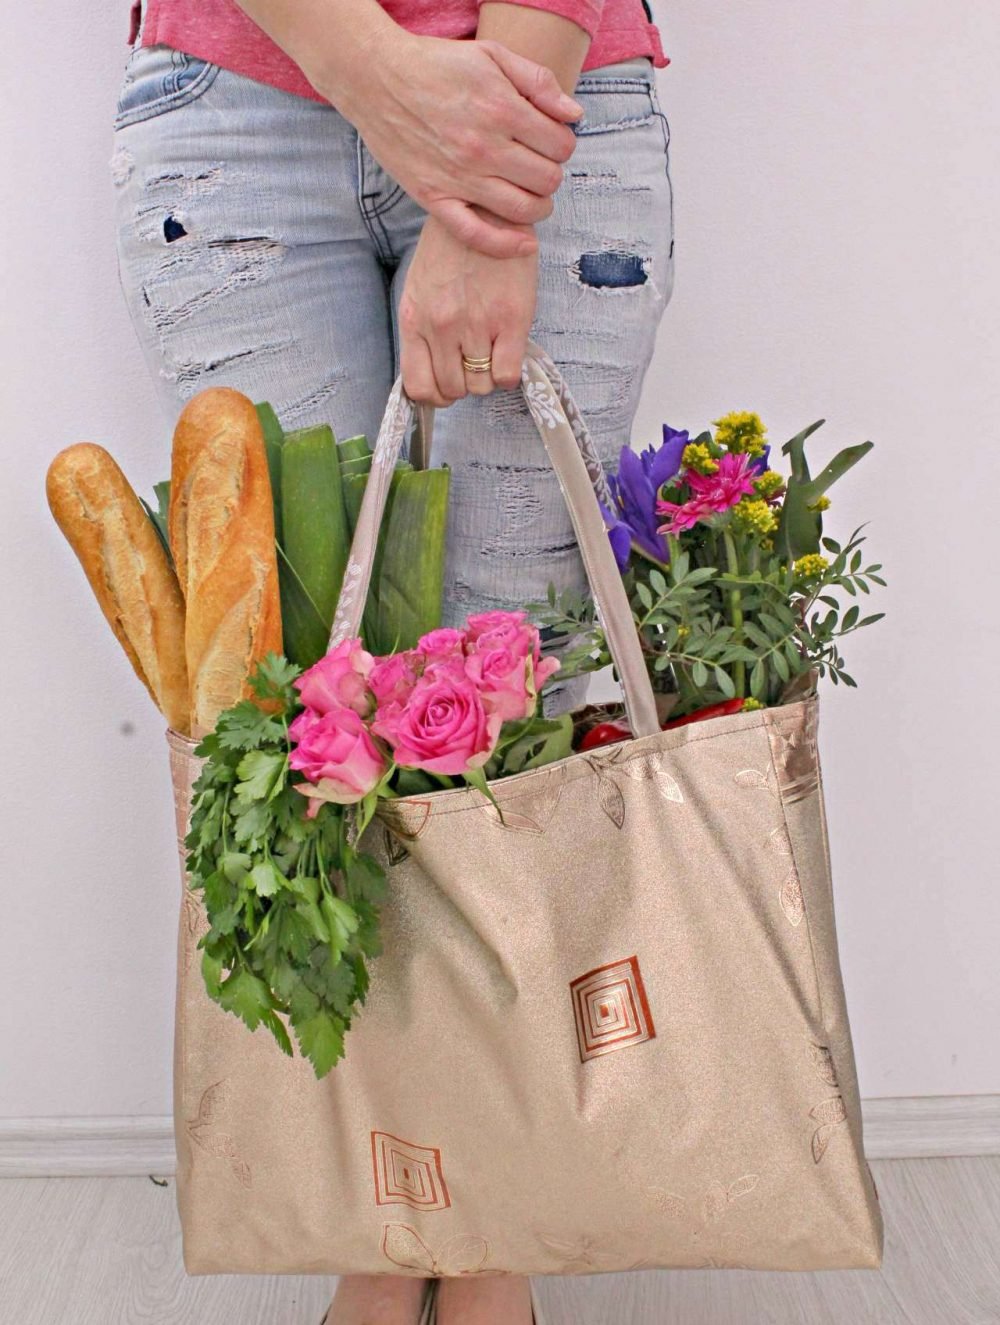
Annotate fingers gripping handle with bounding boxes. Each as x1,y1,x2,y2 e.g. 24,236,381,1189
328,340,660,739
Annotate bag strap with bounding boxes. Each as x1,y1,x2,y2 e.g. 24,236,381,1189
328,338,660,739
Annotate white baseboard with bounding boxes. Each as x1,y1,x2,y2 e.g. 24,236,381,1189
0,1115,176,1178
1,1095,997,1178
859,1094,1000,1160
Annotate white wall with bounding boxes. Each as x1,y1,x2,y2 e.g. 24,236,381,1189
2,0,997,1120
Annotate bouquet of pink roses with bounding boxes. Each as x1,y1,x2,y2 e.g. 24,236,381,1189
290,612,566,814
185,612,570,1078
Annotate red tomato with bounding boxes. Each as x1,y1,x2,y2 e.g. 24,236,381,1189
578,720,632,752
662,698,746,729
579,698,747,750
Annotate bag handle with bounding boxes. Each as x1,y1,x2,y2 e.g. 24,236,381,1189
328,339,660,739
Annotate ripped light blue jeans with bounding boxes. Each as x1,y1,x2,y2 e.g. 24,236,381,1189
109,36,675,693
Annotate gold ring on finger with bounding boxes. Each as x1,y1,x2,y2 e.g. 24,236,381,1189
462,354,493,373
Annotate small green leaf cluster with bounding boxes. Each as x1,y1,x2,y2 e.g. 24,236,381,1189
184,652,387,1079
536,526,884,712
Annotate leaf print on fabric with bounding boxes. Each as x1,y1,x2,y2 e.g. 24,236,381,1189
767,825,793,856
381,1223,434,1274
437,1235,492,1275
808,1042,839,1089
379,799,433,841
616,749,684,803
696,1253,754,1270
381,1225,492,1276
181,889,201,972
186,1079,252,1188
734,768,771,791
587,748,685,829
809,1095,847,1163
703,1182,728,1224
810,1096,847,1126
383,827,409,867
596,771,626,829
478,767,566,834
726,1173,760,1201
703,1173,759,1224
648,1188,686,1218
480,804,549,834
537,1232,626,1274
655,770,684,803
779,868,805,926
188,1079,226,1125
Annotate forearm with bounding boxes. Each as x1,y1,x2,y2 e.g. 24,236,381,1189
476,2,591,94
232,0,399,104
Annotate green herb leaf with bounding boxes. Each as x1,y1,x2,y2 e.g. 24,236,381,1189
295,1011,346,1078
249,860,285,897
235,750,288,802
218,967,275,1031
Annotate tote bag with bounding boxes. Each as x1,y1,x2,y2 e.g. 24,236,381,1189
165,341,883,1276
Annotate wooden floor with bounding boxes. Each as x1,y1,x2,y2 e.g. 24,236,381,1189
1,1158,997,1324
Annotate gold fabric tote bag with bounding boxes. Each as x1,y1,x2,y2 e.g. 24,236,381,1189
165,342,883,1276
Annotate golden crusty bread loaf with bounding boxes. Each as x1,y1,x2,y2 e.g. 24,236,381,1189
46,443,191,734
168,388,282,737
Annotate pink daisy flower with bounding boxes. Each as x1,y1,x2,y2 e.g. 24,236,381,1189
655,497,712,536
685,452,757,513
656,452,758,536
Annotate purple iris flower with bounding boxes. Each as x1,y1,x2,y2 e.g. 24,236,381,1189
749,444,771,476
600,424,689,570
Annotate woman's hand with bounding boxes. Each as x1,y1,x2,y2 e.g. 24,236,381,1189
327,33,581,259
398,211,539,406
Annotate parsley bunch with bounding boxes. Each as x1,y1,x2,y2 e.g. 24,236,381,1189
184,653,387,1079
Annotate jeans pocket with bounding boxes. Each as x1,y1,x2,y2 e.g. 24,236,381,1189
571,66,657,136
114,43,220,129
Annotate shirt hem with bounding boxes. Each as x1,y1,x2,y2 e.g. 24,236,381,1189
140,3,669,107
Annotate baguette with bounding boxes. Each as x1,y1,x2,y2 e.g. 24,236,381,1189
45,443,191,734
168,388,282,737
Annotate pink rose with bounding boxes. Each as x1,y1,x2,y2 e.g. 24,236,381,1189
416,627,467,663
372,671,502,775
294,638,374,718
465,646,534,721
289,705,386,808
369,650,421,709
465,610,530,650
534,654,561,689
464,611,560,714
466,610,541,671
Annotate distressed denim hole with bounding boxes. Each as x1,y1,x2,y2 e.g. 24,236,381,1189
164,215,188,242
574,250,648,289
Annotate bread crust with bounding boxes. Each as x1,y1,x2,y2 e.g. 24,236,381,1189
46,443,191,734
168,388,282,737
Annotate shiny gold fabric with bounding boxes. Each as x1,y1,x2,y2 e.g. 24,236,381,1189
165,695,883,1276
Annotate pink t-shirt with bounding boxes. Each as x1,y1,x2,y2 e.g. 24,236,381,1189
130,0,669,105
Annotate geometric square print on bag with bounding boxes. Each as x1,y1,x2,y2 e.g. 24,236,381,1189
570,955,656,1062
371,1131,451,1211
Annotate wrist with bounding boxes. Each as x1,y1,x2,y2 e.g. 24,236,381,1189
304,9,405,111
468,203,536,241
476,3,589,94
